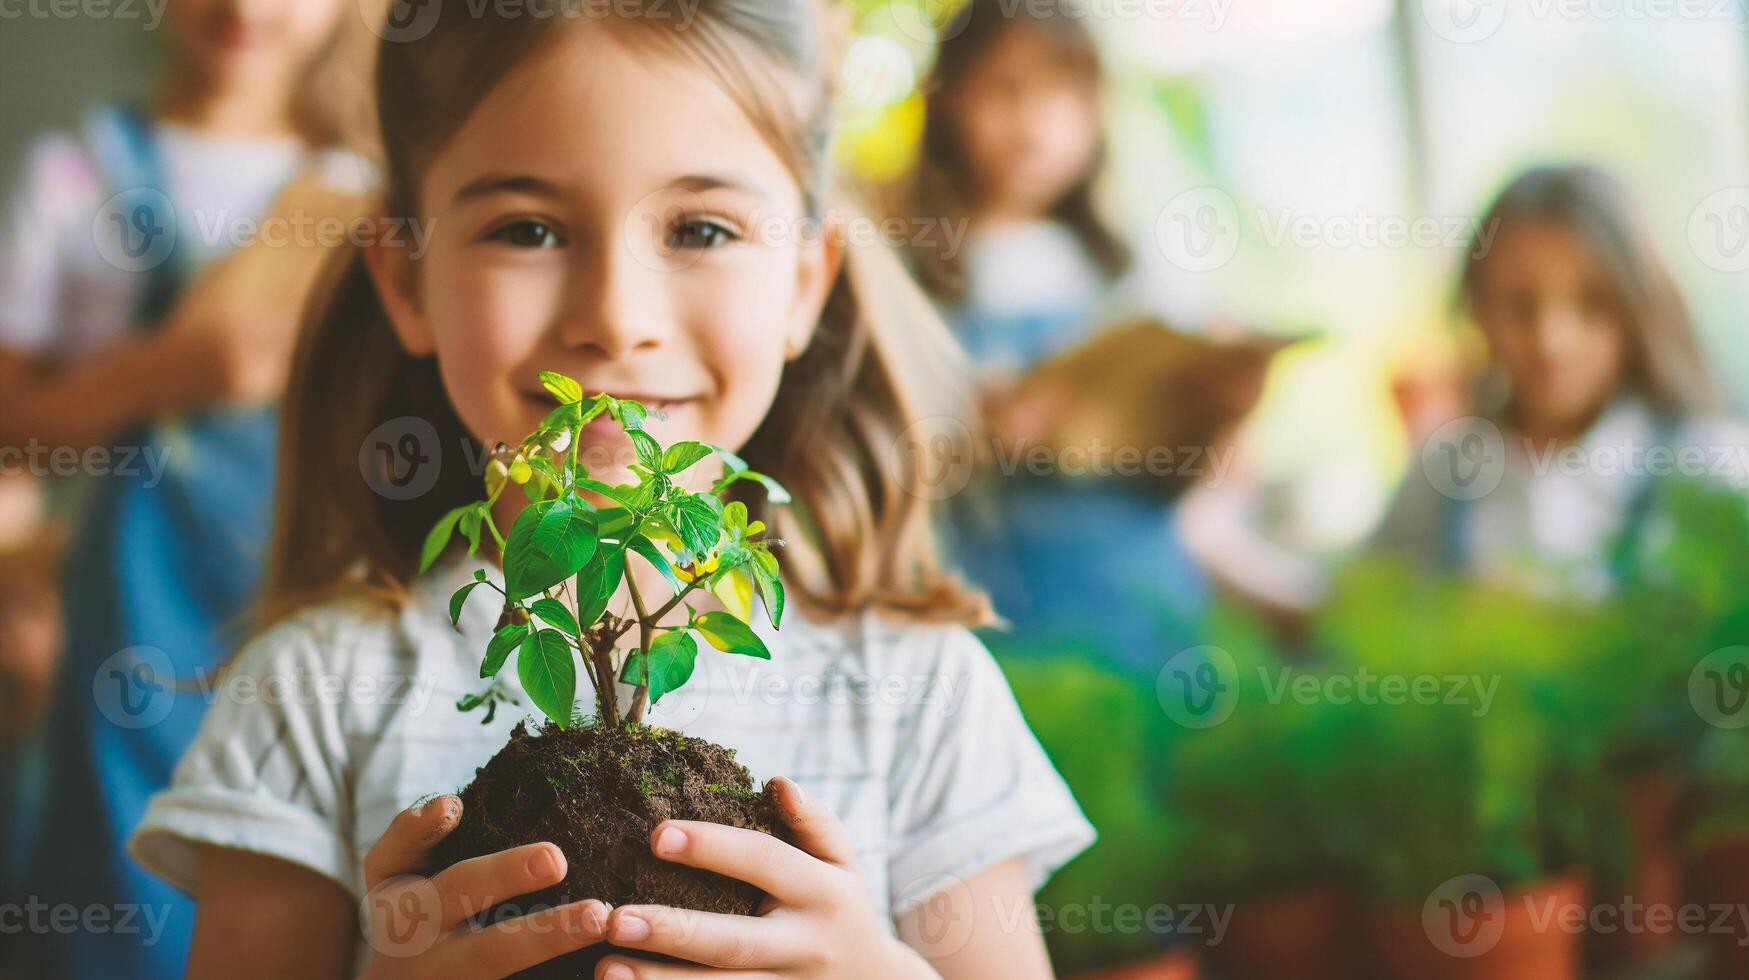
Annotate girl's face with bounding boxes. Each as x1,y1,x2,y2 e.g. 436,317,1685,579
1474,222,1631,438
370,29,838,488
951,27,1100,221
167,0,344,79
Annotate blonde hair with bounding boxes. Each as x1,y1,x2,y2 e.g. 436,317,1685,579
257,0,989,635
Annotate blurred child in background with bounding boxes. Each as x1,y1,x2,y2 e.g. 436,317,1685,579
905,0,1130,387
0,0,372,974
901,0,1249,668
1376,164,1748,597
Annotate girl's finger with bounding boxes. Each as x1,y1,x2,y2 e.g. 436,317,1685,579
767,777,858,869
429,842,568,929
364,795,462,890
604,904,803,970
593,956,779,980
444,898,612,978
647,821,840,908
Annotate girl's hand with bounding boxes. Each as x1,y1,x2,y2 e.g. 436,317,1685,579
595,777,937,979
360,795,611,980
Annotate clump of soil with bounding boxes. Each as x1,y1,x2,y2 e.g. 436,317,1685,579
433,720,785,978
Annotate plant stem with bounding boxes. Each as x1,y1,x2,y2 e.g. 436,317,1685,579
624,575,655,726
589,633,619,724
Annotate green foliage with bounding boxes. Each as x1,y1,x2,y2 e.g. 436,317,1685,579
422,373,791,729
1164,603,1367,905
1313,559,1624,906
993,646,1185,972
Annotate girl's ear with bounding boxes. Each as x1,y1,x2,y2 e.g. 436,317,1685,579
785,213,846,360
362,231,434,356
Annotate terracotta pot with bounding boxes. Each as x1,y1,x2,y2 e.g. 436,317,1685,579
1365,872,1586,980
1690,836,1749,980
1618,771,1686,851
1210,884,1356,980
1069,947,1200,980
1587,845,1684,964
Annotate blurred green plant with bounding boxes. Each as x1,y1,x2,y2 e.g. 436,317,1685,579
1314,559,1614,906
993,639,1185,972
1163,604,1367,906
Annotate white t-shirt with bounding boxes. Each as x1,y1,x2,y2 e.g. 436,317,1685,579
0,119,370,358
1376,397,1749,597
130,555,1095,974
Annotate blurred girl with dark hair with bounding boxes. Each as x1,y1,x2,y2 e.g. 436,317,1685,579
1377,164,1747,595
905,0,1131,381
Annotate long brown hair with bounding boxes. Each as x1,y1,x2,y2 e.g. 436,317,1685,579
1458,164,1720,419
257,0,990,634
905,0,1131,306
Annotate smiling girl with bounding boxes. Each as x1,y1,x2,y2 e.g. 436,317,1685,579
128,3,1092,978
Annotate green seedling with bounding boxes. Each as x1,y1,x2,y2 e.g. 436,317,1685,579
421,370,789,728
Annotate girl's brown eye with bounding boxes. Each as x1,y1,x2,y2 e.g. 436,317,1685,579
667,219,738,251
491,220,564,249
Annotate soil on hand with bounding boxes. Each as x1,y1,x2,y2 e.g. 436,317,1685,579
433,720,785,978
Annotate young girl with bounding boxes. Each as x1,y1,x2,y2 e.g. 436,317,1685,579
129,3,1093,978
905,0,1132,384
1375,165,1746,596
0,1,368,975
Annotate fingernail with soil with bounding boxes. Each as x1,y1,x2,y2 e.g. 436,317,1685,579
613,912,650,942
654,826,688,856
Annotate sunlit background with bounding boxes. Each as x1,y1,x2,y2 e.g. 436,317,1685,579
6,1,1749,978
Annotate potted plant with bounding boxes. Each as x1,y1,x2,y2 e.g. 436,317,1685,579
1583,480,1749,967
419,373,792,977
991,641,1200,979
1689,724,1749,979
1164,605,1365,980
1317,562,1598,980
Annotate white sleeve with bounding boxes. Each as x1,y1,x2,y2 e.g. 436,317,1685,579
884,626,1096,915
129,612,361,898
0,134,95,353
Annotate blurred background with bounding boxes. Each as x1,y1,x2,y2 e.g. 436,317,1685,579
4,0,1749,977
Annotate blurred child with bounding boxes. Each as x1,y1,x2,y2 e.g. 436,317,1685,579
959,319,1281,666
1376,164,1747,597
125,3,1091,977
0,1,370,974
904,0,1131,387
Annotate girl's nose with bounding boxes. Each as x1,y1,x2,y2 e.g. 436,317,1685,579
557,239,671,358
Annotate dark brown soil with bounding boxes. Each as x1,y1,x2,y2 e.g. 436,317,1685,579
432,720,785,978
